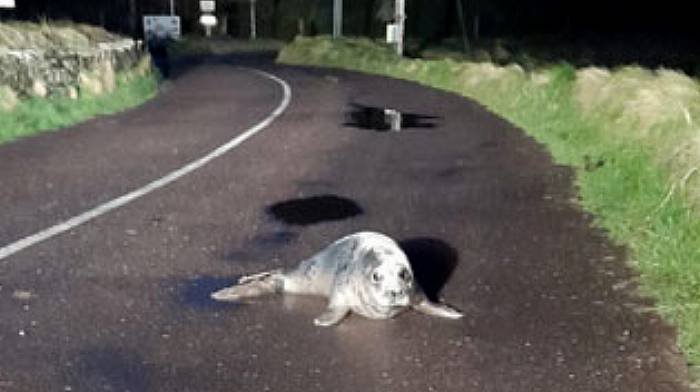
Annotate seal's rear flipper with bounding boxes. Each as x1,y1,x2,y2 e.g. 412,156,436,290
412,299,463,319
211,271,283,302
238,269,283,284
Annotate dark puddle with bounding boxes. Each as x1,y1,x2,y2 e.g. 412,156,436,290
71,348,151,391
267,194,363,226
399,238,459,302
344,103,439,132
179,276,240,310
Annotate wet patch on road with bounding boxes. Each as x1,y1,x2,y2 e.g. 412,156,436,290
344,103,439,132
222,249,258,263
178,276,241,311
399,238,459,302
267,194,363,225
251,230,299,246
68,348,152,392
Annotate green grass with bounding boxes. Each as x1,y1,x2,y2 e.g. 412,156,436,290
0,72,158,144
278,36,700,373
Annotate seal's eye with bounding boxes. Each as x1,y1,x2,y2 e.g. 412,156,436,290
398,268,411,282
371,271,382,283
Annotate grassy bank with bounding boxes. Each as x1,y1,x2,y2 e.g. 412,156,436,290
278,36,700,371
0,20,158,144
170,36,285,56
0,70,157,144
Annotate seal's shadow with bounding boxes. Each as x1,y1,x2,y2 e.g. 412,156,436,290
399,238,459,302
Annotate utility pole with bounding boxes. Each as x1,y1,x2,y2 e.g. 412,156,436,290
456,0,470,53
394,0,405,56
250,0,257,39
169,0,175,15
333,0,343,38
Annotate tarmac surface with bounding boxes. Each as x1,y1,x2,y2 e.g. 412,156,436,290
0,53,690,391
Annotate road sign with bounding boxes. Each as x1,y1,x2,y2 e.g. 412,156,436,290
200,1,215,13
199,14,217,27
143,15,181,40
0,0,16,8
386,23,398,43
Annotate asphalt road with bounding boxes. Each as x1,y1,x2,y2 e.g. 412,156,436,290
0,53,690,391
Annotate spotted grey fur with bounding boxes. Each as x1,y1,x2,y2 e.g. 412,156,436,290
211,231,463,326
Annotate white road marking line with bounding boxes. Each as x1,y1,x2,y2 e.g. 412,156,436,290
0,68,292,261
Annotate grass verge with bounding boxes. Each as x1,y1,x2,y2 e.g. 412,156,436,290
278,36,700,373
170,36,285,56
0,71,158,144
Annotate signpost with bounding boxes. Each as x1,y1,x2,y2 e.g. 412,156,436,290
199,1,217,37
386,23,398,44
143,15,181,40
394,0,405,56
199,14,217,36
383,0,406,56
200,1,215,13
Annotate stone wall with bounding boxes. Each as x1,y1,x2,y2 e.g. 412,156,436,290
0,38,146,101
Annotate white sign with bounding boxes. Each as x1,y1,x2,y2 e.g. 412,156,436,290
200,1,215,12
199,14,218,27
386,23,398,43
143,15,181,40
0,0,16,8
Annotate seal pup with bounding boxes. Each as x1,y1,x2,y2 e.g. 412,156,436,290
211,231,463,326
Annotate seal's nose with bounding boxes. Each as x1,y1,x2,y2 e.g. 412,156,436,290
388,289,404,300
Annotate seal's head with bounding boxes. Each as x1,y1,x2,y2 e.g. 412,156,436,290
362,246,415,309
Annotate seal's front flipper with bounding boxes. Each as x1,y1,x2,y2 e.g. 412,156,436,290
413,299,463,319
313,306,350,327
